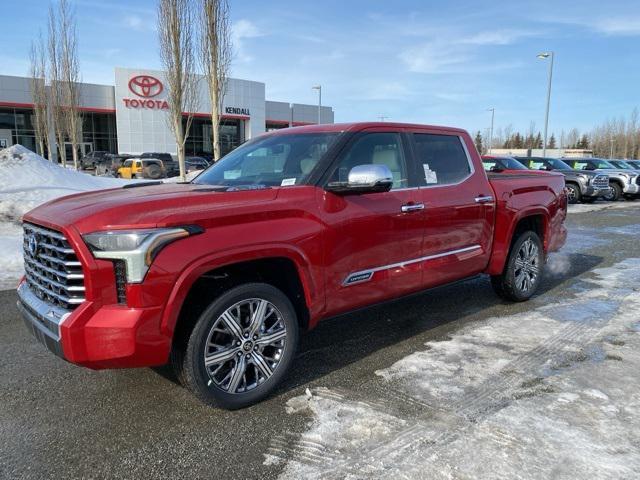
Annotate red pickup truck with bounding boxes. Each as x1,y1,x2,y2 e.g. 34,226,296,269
18,122,567,409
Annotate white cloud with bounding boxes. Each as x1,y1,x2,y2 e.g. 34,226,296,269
593,17,640,35
460,29,535,46
399,42,470,74
232,19,263,63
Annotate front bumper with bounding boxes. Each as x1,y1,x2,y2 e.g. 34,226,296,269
623,182,640,194
17,281,69,359
17,280,170,369
583,186,611,198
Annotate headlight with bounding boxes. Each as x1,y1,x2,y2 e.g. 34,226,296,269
83,227,201,283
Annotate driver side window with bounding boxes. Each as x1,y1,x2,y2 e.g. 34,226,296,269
328,132,408,189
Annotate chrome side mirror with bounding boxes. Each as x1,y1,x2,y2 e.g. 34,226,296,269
326,164,393,195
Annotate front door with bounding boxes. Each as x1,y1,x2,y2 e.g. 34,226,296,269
410,131,494,288
319,131,426,317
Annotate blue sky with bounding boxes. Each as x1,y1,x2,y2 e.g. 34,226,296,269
3,0,640,136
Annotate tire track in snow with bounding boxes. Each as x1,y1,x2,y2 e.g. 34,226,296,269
268,259,640,479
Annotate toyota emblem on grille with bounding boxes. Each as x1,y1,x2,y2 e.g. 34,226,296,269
27,233,38,256
128,75,164,98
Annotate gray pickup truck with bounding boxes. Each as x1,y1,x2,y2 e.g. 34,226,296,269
516,156,609,204
564,158,640,201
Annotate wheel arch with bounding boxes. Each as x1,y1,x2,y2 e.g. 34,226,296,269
162,248,316,352
486,208,549,276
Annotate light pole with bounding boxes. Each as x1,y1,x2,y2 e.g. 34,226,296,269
312,85,322,124
487,108,495,154
537,51,554,157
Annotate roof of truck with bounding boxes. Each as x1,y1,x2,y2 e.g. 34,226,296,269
266,122,468,136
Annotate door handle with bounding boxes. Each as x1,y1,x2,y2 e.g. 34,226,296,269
401,203,425,213
474,195,494,204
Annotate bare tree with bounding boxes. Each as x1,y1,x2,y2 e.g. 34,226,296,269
29,33,50,160
48,4,67,167
158,0,200,181
58,0,82,170
199,0,232,162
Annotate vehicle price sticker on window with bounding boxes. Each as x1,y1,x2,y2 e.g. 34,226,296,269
281,178,296,186
423,163,438,184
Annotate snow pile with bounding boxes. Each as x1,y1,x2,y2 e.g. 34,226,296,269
270,258,640,479
0,145,131,289
0,144,128,223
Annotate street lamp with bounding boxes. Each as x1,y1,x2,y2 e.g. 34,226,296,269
537,51,554,157
312,85,322,124
487,108,495,154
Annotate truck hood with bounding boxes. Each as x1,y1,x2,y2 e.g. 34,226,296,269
24,183,279,233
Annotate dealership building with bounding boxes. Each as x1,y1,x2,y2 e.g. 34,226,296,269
0,67,334,160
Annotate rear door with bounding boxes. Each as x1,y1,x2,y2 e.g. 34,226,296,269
410,131,494,288
319,129,426,316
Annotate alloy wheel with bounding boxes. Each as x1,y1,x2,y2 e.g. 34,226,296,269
203,298,287,394
514,238,540,294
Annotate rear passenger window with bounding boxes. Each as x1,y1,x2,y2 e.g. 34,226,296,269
412,134,471,186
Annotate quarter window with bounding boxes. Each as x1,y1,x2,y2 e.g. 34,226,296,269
328,133,408,189
412,134,471,186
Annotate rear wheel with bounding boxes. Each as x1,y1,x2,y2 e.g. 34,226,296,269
144,164,163,179
174,283,299,409
565,183,581,204
491,231,544,302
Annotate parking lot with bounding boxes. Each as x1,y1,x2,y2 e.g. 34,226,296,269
1,202,640,479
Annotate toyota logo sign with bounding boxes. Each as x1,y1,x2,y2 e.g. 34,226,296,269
128,75,163,98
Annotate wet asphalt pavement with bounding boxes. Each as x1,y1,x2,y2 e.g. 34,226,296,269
1,203,639,479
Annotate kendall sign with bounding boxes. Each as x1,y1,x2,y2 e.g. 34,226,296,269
122,75,169,110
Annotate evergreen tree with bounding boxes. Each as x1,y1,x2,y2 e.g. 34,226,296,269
474,131,484,153
514,133,524,148
548,133,557,149
535,132,543,149
578,134,589,149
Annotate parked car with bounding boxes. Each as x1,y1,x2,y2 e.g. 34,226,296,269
481,155,529,171
18,122,567,409
80,151,109,170
94,154,133,176
117,158,166,179
140,152,174,163
185,156,210,173
563,158,640,201
625,160,640,169
516,156,610,204
609,159,640,175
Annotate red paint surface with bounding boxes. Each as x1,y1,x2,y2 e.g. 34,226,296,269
23,122,567,368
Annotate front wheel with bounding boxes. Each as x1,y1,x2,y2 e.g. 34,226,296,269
565,183,581,204
175,283,299,409
491,231,544,302
603,182,622,201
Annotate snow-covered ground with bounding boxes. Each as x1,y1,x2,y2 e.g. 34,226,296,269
0,145,130,289
267,240,640,478
268,260,640,479
568,201,640,214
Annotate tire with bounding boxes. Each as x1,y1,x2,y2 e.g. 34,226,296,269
144,164,163,179
603,182,622,201
174,283,299,409
565,183,581,204
491,231,544,302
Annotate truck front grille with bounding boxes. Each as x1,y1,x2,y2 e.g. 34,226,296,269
592,174,609,188
23,223,85,310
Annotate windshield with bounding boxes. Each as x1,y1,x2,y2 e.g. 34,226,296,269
610,160,634,169
546,158,572,169
572,159,615,170
194,133,340,187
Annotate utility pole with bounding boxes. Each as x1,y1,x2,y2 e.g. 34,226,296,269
312,85,321,124
537,51,554,157
487,108,495,154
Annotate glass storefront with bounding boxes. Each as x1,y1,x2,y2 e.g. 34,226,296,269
0,107,38,153
82,112,118,153
184,117,243,157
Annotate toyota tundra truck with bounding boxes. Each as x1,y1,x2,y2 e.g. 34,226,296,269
18,122,567,409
